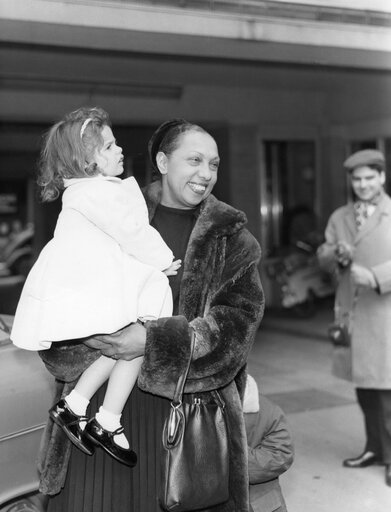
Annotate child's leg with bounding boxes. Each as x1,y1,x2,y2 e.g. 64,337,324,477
102,356,143,414
94,356,143,449
65,355,116,421
77,355,117,397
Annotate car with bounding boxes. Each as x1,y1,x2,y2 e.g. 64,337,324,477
0,315,53,512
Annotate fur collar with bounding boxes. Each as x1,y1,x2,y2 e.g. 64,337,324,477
144,180,249,322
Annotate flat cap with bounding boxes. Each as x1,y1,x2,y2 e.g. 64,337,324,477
343,149,385,171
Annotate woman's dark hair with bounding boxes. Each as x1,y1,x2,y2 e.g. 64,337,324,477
37,106,111,202
148,118,208,179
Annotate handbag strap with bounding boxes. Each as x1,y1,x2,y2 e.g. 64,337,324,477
172,328,196,406
170,329,226,409
166,329,226,445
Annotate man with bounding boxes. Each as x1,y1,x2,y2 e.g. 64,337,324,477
317,149,391,486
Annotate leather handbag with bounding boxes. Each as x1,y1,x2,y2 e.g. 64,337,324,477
159,331,230,511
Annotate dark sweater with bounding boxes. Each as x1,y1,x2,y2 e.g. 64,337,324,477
151,204,198,314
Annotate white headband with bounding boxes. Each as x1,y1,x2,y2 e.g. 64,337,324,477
80,118,92,138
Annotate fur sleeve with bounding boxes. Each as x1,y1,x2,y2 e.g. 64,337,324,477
138,228,264,398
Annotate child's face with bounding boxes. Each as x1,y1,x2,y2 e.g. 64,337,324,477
94,126,124,177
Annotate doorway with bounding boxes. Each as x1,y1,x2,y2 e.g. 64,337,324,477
261,140,317,257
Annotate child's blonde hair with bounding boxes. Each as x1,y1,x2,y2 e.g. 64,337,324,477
38,106,111,201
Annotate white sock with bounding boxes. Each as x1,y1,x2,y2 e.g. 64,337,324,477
65,390,90,430
95,406,129,449
65,389,89,416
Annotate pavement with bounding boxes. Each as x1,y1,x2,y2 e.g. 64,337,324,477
250,300,391,512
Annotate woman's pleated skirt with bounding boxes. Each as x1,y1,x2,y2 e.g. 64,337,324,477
47,383,171,512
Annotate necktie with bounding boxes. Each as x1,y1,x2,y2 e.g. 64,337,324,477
354,201,372,230
353,190,384,230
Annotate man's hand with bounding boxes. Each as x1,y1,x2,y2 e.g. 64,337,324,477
350,263,377,289
84,321,147,361
335,241,354,268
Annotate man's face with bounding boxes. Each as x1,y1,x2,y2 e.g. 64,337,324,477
350,166,385,202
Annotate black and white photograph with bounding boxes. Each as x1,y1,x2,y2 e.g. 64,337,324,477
1,1,391,511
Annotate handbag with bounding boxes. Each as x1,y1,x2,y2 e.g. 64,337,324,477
332,344,352,381
328,292,358,348
159,331,230,511
328,320,352,380
327,323,350,347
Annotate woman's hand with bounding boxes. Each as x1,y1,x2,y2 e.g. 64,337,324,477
84,321,146,361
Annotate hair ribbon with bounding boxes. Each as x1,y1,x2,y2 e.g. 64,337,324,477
80,118,92,138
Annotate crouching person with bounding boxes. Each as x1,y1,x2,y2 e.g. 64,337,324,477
244,375,294,512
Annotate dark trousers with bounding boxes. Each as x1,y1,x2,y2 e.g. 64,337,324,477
356,388,391,464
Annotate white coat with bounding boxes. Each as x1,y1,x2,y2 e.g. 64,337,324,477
11,176,173,350
318,193,391,388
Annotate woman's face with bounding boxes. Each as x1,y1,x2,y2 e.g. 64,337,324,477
350,165,385,202
158,130,220,209
94,126,124,177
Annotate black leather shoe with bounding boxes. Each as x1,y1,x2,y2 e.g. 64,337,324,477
49,399,94,456
84,418,137,467
343,451,379,468
386,465,391,486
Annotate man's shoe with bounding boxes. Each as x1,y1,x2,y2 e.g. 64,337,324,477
343,451,379,468
84,418,137,467
49,399,94,456
385,465,391,486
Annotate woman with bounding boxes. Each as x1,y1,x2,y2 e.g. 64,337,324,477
38,118,265,511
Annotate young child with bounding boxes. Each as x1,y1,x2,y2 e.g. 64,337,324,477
244,374,294,512
11,106,180,467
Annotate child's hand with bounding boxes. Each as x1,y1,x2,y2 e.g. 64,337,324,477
164,259,182,276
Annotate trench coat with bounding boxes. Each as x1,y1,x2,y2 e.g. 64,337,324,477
37,180,265,512
317,193,391,388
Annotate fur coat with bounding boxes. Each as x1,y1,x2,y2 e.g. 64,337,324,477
37,180,265,511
